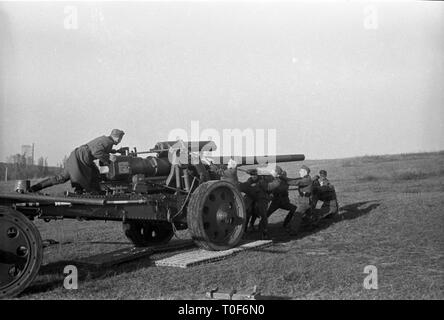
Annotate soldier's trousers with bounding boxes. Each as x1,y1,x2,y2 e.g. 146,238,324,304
29,166,101,193
243,195,255,231
253,199,269,234
287,196,311,235
321,199,338,216
267,197,296,227
312,194,338,217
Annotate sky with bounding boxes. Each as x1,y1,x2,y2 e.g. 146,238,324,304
0,1,443,165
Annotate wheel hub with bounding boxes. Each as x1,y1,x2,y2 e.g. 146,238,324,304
201,186,243,243
216,205,235,225
0,208,43,298
187,180,246,251
0,223,31,289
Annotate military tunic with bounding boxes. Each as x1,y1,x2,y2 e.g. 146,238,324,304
239,177,280,236
312,178,338,217
266,177,297,227
286,175,313,234
320,176,331,186
58,135,116,192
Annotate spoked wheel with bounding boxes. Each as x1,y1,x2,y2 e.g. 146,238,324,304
123,221,174,247
0,207,43,299
187,180,246,251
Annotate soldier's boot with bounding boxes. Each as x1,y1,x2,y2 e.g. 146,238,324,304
287,212,302,236
258,215,269,239
72,183,84,195
28,176,60,192
283,210,294,228
327,200,339,217
261,230,270,240
249,216,257,232
244,209,252,233
244,221,249,233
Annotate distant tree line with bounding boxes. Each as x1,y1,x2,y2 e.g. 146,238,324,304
1,153,65,181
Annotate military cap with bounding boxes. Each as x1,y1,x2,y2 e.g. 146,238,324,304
319,170,327,177
300,165,310,174
110,129,125,139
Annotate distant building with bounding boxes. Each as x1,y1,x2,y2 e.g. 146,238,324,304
21,144,34,165
5,143,35,165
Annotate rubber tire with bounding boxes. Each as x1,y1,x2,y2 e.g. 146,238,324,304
0,206,43,299
123,221,174,247
187,180,246,251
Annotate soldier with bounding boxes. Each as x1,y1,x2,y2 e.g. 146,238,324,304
266,167,297,228
312,170,328,207
286,165,313,235
318,170,330,187
192,153,211,182
239,171,262,234
28,129,125,193
312,169,338,218
239,167,265,231
239,169,280,240
207,158,239,186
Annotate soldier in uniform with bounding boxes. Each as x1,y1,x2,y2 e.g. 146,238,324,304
318,170,330,186
266,167,297,228
239,168,281,239
28,129,125,193
239,171,264,235
286,165,313,235
312,169,338,218
207,158,239,186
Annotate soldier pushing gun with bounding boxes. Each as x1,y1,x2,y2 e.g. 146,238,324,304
266,166,297,229
285,165,313,235
239,169,271,240
312,169,338,218
240,164,315,238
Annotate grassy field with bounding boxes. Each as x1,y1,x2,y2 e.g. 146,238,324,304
1,151,443,299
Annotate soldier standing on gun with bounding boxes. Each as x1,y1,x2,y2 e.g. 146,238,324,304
285,165,313,235
266,166,297,228
28,129,125,193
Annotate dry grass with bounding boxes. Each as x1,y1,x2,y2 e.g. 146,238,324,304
357,168,444,182
1,151,443,300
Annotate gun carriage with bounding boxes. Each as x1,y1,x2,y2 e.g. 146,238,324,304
0,140,305,298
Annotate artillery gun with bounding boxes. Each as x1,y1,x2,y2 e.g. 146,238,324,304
0,139,305,298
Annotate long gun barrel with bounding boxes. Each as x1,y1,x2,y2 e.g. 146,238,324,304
107,139,305,179
209,154,305,166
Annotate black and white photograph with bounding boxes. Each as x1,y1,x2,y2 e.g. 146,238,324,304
0,0,443,304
